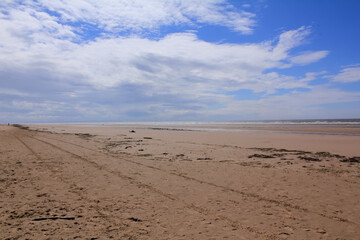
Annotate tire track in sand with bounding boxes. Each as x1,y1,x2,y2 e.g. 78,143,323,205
13,134,128,234
16,132,278,240
24,133,281,240
38,134,356,226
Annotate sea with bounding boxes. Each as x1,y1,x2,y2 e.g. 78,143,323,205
113,119,360,126
36,119,360,136
80,119,360,136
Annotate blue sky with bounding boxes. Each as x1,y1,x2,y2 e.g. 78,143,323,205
1,0,360,123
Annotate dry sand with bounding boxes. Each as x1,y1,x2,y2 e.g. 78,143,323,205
1,123,360,239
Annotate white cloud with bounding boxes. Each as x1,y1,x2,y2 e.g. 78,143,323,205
3,1,354,122
0,88,33,97
0,17,329,121
0,5,75,43
12,0,255,34
272,26,311,60
207,86,360,120
290,50,329,65
332,66,360,83
0,9,314,94
298,71,327,82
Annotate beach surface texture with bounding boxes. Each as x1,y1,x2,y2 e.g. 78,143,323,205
1,123,360,239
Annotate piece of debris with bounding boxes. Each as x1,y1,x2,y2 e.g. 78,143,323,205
316,228,326,234
128,217,142,222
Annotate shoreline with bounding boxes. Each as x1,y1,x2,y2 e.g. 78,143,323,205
24,122,360,157
12,121,360,134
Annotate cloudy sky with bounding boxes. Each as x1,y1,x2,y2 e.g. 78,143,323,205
1,0,360,123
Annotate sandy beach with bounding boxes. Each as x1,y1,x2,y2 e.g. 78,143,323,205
1,123,360,239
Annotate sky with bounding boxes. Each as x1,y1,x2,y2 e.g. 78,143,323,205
1,0,360,123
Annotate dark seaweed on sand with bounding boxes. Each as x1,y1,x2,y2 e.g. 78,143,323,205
298,156,322,162
340,157,360,163
12,124,29,130
248,154,275,159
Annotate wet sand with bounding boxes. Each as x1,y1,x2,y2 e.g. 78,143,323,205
1,123,360,239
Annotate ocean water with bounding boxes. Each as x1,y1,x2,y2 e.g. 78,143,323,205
41,119,360,136
107,119,360,126
102,119,360,136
